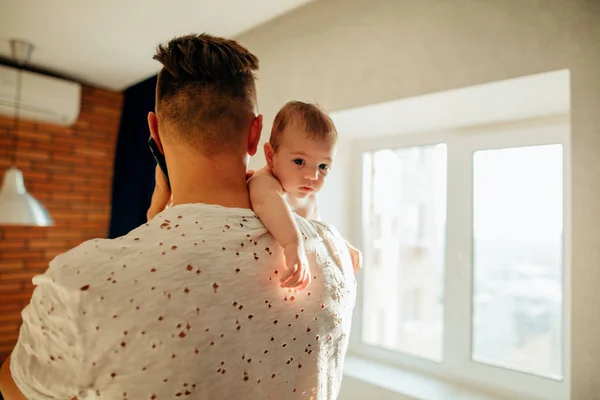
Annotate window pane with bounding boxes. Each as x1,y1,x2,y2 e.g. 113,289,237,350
472,144,563,379
361,144,446,361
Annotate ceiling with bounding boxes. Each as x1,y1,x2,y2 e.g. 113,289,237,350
0,0,313,91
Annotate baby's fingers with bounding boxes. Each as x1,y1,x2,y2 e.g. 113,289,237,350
281,266,304,288
295,268,311,291
279,264,297,284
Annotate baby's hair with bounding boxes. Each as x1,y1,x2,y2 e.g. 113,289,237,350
269,101,337,151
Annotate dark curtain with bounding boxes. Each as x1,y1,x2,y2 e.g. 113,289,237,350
108,75,158,239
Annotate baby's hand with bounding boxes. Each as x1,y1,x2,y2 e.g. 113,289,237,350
348,244,362,274
280,244,311,290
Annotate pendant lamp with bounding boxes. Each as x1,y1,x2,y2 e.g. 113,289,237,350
0,39,53,226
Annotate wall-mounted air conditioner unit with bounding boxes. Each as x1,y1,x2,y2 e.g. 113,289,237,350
0,65,81,126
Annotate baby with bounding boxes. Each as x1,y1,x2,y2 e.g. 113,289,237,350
248,101,361,290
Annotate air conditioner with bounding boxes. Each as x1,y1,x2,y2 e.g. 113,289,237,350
0,64,81,126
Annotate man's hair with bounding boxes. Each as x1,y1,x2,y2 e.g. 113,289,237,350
153,33,259,153
269,101,338,151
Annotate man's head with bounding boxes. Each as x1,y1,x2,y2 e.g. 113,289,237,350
265,101,338,198
148,34,263,159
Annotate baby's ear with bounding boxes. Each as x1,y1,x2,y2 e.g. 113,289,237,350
264,142,275,168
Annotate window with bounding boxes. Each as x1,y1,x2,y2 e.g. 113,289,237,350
472,145,564,379
352,120,570,400
360,145,446,361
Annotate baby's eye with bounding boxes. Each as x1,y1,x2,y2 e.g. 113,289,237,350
319,164,330,171
294,159,305,166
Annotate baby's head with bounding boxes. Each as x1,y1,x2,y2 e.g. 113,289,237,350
265,101,338,198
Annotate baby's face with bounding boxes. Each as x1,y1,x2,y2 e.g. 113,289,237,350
269,130,336,199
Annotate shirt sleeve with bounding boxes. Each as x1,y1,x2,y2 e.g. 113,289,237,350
10,271,84,400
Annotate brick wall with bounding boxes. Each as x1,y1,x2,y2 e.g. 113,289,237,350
0,86,123,363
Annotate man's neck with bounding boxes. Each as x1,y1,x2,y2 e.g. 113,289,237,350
167,150,252,210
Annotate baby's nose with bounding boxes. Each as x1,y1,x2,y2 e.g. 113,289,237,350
304,169,319,180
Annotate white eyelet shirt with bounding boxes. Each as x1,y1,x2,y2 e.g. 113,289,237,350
10,203,356,400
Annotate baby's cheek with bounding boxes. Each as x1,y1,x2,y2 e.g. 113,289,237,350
273,166,291,186
284,172,299,185
280,177,296,193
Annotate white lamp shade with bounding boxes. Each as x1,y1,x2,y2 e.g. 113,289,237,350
0,166,53,226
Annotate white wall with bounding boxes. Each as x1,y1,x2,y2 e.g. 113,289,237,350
315,140,352,238
238,1,600,398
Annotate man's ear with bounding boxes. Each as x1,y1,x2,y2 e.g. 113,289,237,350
247,114,263,156
264,142,275,168
148,112,164,154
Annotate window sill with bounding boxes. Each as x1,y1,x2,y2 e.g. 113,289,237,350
342,356,509,400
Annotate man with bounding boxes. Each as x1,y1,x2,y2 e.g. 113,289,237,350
0,34,356,399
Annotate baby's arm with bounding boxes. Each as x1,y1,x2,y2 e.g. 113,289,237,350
345,240,362,274
249,171,311,289
249,171,300,249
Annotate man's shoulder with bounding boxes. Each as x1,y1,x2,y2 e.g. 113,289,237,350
43,205,342,290
40,236,121,290
294,216,347,250
295,217,356,281
293,214,339,236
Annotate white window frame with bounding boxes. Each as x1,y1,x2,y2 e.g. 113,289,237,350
348,116,571,400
